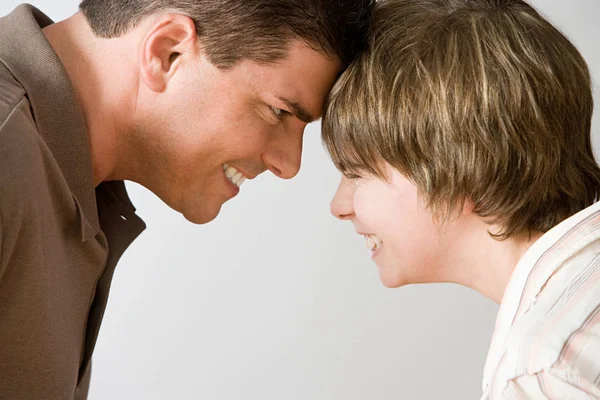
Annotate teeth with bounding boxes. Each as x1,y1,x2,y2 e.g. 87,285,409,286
222,164,246,187
232,172,243,184
364,234,382,251
372,236,382,247
365,236,373,250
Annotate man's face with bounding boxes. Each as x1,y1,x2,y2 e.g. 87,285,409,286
330,164,461,288
133,41,340,224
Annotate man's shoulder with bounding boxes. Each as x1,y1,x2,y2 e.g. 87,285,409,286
0,61,27,126
0,61,51,212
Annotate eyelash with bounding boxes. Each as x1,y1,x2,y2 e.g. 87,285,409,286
270,106,291,120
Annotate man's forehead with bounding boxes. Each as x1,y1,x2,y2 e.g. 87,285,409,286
232,42,340,122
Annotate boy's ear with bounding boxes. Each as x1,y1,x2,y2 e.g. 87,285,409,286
462,199,475,216
139,14,198,93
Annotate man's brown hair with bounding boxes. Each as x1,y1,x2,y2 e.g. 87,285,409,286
79,0,373,68
322,0,600,239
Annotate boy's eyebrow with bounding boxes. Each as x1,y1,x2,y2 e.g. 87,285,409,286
277,96,316,123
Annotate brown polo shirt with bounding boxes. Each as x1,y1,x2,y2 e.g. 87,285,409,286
0,5,146,399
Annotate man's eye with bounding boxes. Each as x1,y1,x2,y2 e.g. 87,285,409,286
270,106,290,119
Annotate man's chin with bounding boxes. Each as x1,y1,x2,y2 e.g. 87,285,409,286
182,205,222,225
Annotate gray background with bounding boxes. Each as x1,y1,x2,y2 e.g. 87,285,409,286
1,1,598,399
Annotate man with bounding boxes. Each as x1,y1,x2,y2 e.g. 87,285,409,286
0,0,372,398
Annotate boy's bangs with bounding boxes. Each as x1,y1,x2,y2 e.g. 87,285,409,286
322,62,388,179
322,123,386,179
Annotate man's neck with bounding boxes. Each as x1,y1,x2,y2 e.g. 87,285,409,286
42,12,139,186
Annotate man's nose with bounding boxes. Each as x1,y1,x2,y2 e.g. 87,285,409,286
330,176,355,220
261,123,305,180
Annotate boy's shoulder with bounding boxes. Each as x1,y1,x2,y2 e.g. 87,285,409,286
485,203,600,397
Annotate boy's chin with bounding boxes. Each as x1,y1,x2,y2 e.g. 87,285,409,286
377,268,407,289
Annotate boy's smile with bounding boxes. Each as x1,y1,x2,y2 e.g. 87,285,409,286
330,163,458,288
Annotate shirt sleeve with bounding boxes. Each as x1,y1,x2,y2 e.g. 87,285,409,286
500,369,600,399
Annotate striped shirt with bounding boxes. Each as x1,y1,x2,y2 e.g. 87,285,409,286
482,201,600,399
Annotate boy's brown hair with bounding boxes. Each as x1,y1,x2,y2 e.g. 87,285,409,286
322,0,600,239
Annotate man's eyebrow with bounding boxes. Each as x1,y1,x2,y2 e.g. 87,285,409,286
277,96,316,124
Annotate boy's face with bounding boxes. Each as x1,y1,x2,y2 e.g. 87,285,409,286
330,163,457,287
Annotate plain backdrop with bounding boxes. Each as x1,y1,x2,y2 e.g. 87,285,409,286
1,1,598,399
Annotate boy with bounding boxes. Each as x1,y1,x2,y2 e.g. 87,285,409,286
322,0,600,398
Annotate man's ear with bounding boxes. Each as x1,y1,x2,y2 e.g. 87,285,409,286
139,14,197,93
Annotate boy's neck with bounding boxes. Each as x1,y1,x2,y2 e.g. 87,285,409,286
444,218,543,304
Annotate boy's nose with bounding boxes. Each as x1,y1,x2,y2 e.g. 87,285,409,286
330,176,355,220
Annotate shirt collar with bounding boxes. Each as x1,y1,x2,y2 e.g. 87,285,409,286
0,4,100,241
